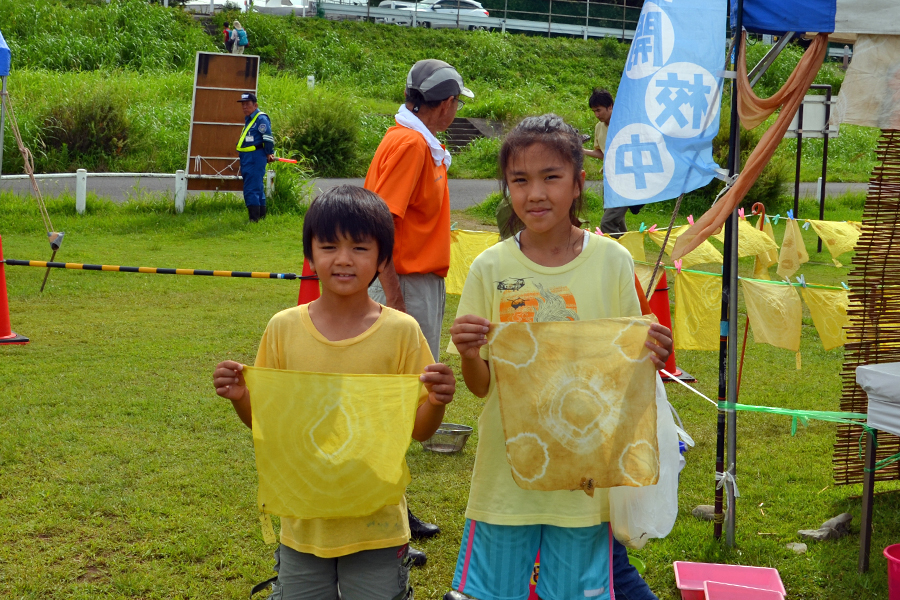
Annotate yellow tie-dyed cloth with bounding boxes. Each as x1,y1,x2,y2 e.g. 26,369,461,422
712,217,779,259
673,270,721,351
805,220,861,267
801,287,850,350
649,225,723,267
753,216,779,280
777,219,809,279
487,317,659,494
742,280,802,352
447,230,501,295
244,366,422,520
616,232,647,263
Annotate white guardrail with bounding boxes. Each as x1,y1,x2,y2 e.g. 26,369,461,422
0,169,275,215
318,2,637,40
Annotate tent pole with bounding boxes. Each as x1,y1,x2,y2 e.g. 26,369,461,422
715,0,742,545
0,76,6,177
725,0,743,549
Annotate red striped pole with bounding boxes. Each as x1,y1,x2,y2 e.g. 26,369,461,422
0,235,29,345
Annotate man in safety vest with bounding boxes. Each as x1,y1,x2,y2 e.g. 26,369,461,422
236,92,275,222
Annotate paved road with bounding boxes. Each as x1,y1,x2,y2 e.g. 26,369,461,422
0,175,870,211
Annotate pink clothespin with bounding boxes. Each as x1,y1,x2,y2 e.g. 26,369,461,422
687,215,695,226
674,259,683,274
594,226,604,236
648,224,658,233
738,207,745,219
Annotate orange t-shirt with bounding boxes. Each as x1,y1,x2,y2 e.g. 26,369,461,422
364,125,451,277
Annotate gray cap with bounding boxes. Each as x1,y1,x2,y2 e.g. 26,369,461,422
406,59,474,102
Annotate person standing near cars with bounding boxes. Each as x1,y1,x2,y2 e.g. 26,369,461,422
364,59,474,568
236,92,275,223
231,21,248,55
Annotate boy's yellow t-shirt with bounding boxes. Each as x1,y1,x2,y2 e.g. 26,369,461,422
254,304,433,558
449,233,641,527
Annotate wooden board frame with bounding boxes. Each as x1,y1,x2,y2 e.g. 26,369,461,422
186,52,260,192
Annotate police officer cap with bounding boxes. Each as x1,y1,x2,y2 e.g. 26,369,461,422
238,92,258,103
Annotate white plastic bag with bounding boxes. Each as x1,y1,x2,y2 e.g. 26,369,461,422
608,374,680,549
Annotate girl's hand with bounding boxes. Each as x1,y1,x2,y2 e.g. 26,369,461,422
450,314,491,359
213,360,248,402
645,323,673,370
420,363,456,406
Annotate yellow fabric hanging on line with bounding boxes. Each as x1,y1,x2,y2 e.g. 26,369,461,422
447,230,500,295
805,220,861,267
741,279,802,352
712,217,779,259
801,287,850,350
244,366,422,520
634,263,656,296
488,317,659,494
753,216,779,280
616,232,647,263
673,270,721,351
776,219,809,279
648,225,723,268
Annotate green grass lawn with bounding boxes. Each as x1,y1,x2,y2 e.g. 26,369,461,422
1,192,898,599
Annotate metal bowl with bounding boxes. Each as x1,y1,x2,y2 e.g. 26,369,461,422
420,423,473,454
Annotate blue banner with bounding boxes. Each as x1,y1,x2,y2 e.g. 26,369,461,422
0,30,9,77
603,0,726,209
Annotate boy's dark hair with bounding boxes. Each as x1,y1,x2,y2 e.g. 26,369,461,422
302,185,394,282
498,114,585,237
588,88,614,109
405,88,447,113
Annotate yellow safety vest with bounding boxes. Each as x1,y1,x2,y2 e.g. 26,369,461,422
236,111,264,152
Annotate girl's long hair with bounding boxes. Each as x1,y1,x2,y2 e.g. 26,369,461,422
498,113,585,237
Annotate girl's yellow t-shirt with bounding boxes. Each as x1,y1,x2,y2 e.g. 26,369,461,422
450,232,641,527
254,304,432,558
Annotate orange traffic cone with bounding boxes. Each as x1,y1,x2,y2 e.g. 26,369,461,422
0,234,29,345
648,270,694,382
297,258,320,305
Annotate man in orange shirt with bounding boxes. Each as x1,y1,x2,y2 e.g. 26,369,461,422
365,59,474,566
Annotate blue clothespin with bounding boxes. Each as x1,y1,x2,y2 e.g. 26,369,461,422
787,209,794,220
764,215,771,224
638,222,647,233
795,275,806,288
802,221,811,230
773,214,782,225
841,282,850,290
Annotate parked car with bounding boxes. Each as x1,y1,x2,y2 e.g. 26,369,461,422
416,0,489,29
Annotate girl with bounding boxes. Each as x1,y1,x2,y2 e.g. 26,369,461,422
448,114,672,600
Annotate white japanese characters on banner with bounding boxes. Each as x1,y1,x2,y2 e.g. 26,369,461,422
604,0,726,208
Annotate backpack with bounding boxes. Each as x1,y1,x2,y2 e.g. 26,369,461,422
237,29,249,47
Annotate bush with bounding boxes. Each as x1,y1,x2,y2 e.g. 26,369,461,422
0,0,214,71
449,136,502,179
266,156,314,216
38,94,130,172
282,90,360,177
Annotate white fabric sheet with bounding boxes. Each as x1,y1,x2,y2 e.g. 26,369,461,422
856,362,900,437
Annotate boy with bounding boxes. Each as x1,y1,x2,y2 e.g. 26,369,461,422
213,185,456,599
584,88,637,238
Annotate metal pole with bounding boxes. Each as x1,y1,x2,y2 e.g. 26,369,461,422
0,76,6,178
716,0,742,545
503,0,507,21
622,0,626,42
547,0,552,37
793,103,803,218
818,86,831,253
585,0,590,30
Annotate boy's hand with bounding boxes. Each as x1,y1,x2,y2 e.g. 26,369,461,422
420,363,456,406
645,323,673,370
450,314,491,359
213,360,248,402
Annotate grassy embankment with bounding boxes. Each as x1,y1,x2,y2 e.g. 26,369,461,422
0,0,877,185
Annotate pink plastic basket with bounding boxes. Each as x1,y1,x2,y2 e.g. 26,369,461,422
704,581,785,600
673,561,786,600
886,544,900,600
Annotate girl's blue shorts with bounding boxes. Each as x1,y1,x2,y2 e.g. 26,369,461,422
452,519,613,600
